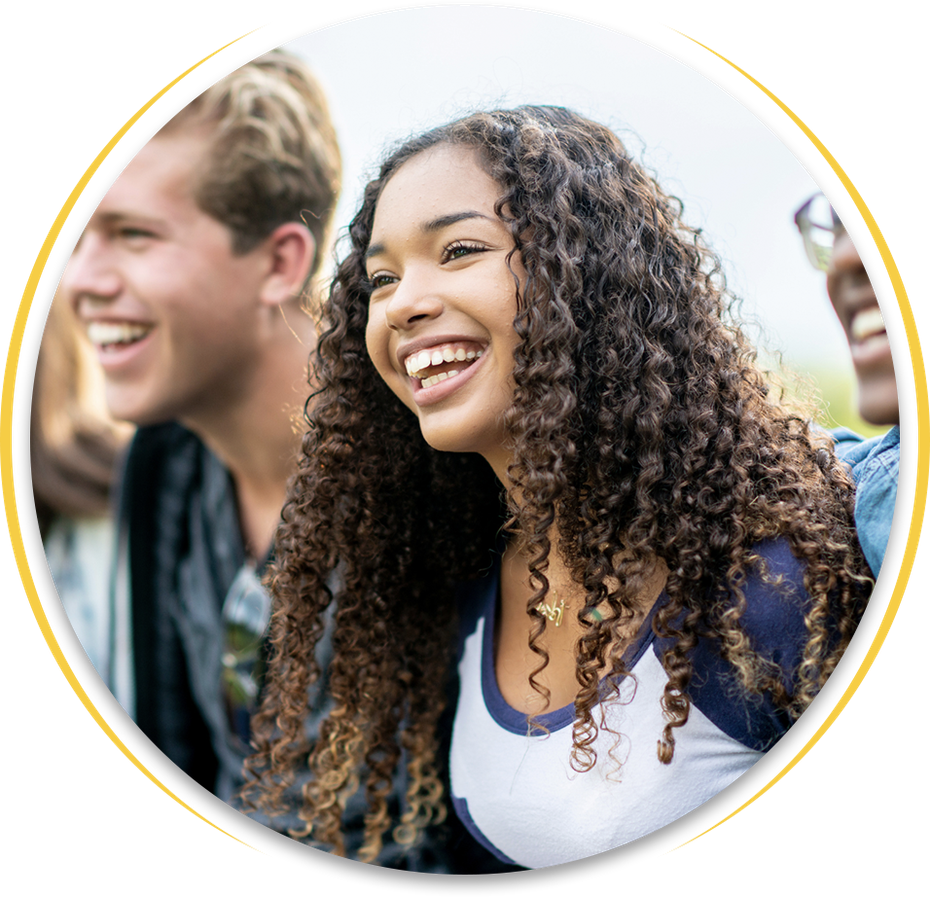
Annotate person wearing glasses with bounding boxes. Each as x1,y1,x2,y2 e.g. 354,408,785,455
795,194,899,576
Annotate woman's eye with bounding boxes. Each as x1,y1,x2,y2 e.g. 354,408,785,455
442,242,485,262
367,273,396,290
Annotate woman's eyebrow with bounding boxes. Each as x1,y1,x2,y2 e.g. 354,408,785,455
365,211,492,261
423,210,489,232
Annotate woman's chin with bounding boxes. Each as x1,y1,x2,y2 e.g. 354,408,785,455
416,417,509,472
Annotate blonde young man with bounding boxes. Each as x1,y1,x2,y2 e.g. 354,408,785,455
61,49,345,836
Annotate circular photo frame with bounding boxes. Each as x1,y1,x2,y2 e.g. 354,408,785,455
4,4,924,891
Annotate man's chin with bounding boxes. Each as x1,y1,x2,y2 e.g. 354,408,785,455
858,378,900,428
104,391,174,429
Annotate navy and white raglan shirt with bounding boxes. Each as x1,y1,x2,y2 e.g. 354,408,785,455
450,539,811,869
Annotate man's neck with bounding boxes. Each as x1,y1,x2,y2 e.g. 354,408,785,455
181,308,315,561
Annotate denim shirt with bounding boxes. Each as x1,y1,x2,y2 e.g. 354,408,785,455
831,426,900,578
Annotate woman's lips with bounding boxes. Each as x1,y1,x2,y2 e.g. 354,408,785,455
410,346,487,407
397,339,488,407
403,340,485,376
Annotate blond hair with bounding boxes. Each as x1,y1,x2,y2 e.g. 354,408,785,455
160,49,342,277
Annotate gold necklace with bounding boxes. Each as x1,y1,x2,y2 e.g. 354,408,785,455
535,595,608,627
535,590,566,627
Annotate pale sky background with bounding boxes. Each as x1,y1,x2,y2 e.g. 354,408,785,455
286,7,853,389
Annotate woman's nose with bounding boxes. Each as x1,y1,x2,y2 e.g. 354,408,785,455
384,271,444,331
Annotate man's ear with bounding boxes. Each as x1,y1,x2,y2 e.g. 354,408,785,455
258,222,316,307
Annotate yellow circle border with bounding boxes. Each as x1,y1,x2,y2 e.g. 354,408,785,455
2,25,926,861
659,22,930,856
0,23,270,856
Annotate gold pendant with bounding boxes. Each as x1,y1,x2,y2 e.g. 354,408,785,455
535,597,565,627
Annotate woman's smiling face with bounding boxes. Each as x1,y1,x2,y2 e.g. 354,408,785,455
364,144,523,478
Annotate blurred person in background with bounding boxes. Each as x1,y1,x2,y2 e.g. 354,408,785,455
60,52,337,810
32,292,132,676
795,193,899,576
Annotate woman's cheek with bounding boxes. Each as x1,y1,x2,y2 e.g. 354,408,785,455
365,325,410,408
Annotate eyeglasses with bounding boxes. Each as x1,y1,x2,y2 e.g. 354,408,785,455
794,193,844,271
221,564,272,753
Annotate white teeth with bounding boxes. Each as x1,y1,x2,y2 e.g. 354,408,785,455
404,344,485,377
421,369,460,389
86,321,151,347
851,307,886,342
405,351,433,375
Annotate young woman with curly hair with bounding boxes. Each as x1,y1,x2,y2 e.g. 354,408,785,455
243,106,871,869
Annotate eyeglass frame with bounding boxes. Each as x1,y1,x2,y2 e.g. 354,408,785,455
794,192,845,272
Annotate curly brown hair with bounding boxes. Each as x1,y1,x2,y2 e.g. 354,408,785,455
243,106,871,861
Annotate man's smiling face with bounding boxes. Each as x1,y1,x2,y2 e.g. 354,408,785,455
61,130,273,427
826,231,898,426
